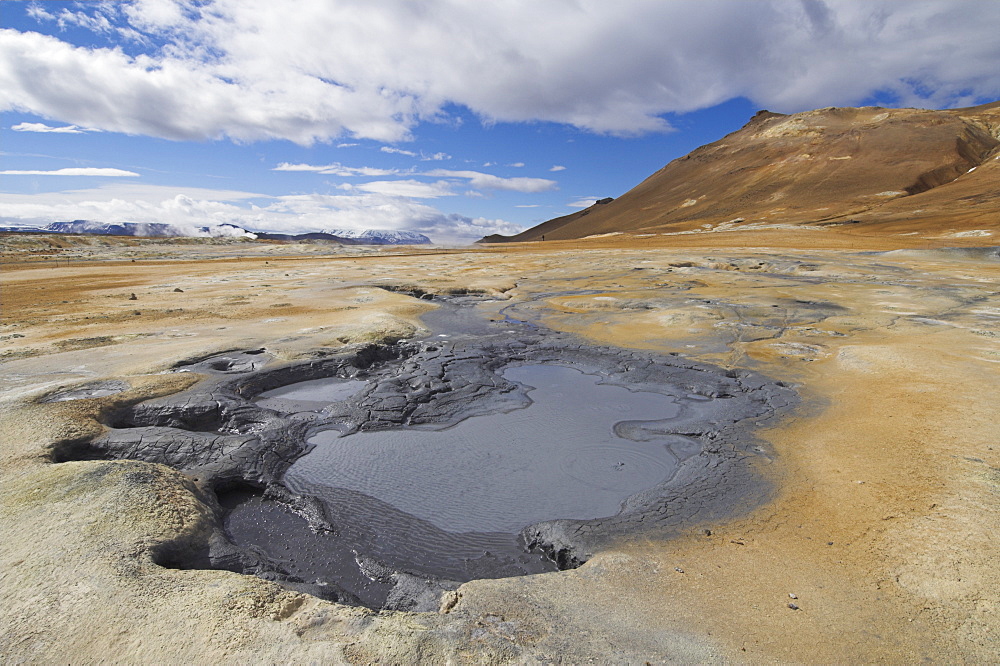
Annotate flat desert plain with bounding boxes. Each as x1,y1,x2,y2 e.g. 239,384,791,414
1,231,998,663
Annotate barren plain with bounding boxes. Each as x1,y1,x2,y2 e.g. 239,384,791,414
1,231,998,663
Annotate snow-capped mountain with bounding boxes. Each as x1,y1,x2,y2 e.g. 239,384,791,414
0,220,434,245
27,220,256,238
322,229,432,245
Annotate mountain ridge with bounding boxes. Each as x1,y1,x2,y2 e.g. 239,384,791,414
322,229,432,244
487,101,1000,242
0,221,434,245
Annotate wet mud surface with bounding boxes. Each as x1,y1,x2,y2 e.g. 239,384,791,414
289,364,691,534
57,293,796,610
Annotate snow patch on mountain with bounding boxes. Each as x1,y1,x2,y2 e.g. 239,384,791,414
322,229,432,244
39,220,256,238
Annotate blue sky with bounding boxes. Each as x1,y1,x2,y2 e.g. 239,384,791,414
2,1,998,243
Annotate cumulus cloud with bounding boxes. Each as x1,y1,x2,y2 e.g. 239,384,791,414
424,169,557,193
261,193,522,242
11,122,99,134
3,1,998,144
0,183,517,244
0,167,139,176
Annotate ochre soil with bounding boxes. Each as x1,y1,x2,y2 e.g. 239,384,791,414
1,232,997,662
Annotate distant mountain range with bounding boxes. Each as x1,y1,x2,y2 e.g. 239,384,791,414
322,229,432,244
0,220,433,245
484,101,1000,241
0,220,252,238
252,231,360,243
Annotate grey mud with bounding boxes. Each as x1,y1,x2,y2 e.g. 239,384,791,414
51,292,796,611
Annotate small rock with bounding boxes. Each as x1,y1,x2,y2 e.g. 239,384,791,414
173,288,184,293
788,593,797,599
439,590,460,614
128,293,138,300
788,603,800,610
674,567,685,574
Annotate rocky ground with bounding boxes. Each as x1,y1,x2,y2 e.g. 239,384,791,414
1,232,998,662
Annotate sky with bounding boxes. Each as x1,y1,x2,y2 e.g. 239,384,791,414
1,0,999,244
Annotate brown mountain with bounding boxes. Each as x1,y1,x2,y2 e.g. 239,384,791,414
489,101,1000,242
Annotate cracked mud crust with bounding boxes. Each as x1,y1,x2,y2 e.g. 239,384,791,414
1,238,998,662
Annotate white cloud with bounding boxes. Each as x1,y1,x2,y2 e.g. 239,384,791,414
507,162,525,168
424,169,557,193
515,204,541,208
4,2,999,144
568,197,600,208
381,146,450,161
261,193,522,242
271,163,331,172
0,183,515,244
272,162,400,177
11,122,99,134
0,185,257,233
337,142,359,148
380,146,418,157
351,179,454,198
273,162,550,199
550,165,566,172
0,167,139,177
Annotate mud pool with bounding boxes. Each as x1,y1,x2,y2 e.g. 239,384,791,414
67,295,796,611
285,364,697,534
253,378,367,413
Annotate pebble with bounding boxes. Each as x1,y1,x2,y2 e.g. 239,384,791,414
788,593,797,599
788,603,800,610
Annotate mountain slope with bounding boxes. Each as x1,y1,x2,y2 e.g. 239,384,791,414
496,102,1000,242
